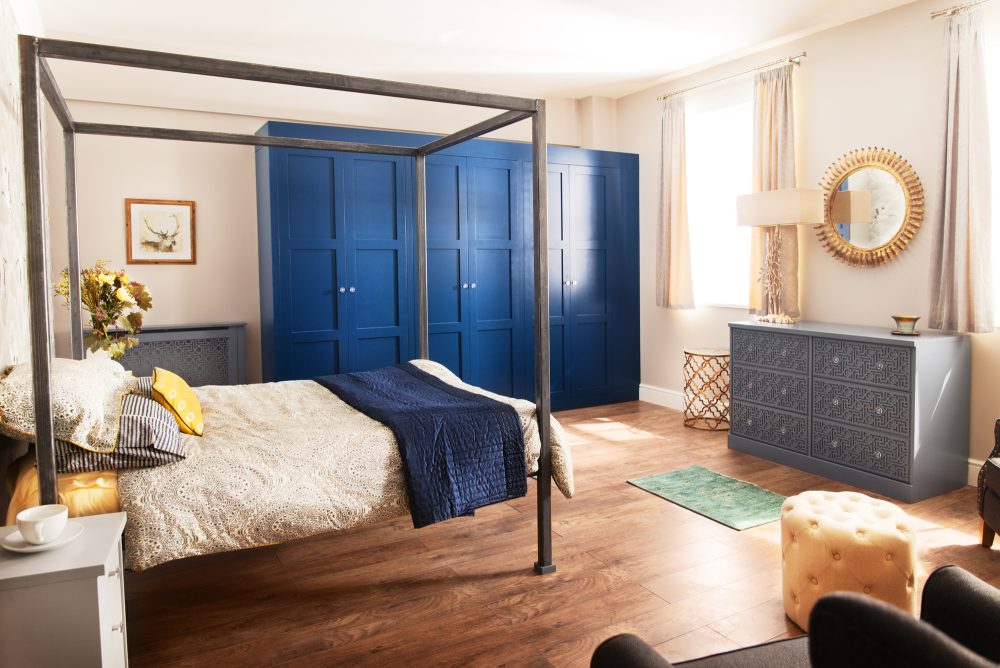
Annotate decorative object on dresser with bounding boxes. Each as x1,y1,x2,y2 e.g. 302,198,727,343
682,348,730,430
0,512,128,667
891,315,920,336
112,322,245,386
736,188,823,323
817,147,923,268
125,198,196,265
729,320,970,502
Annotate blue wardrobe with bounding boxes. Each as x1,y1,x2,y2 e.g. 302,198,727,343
255,121,638,410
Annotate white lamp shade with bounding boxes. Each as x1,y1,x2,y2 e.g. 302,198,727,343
736,188,824,228
830,189,873,225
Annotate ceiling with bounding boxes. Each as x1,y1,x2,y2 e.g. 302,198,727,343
20,0,918,118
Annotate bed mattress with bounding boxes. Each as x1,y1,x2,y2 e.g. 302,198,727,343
11,360,573,571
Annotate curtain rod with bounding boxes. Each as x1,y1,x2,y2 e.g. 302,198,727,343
931,0,992,18
656,51,806,102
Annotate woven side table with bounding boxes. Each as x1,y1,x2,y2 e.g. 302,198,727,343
683,348,731,430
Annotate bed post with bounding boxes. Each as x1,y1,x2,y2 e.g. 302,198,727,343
64,131,84,360
531,101,554,575
19,35,58,505
415,153,429,359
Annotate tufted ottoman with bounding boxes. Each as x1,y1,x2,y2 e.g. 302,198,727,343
781,490,917,630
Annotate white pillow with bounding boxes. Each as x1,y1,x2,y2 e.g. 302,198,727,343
0,357,138,453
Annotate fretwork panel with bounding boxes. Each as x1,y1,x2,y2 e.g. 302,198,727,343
730,365,808,415
730,328,808,374
811,419,910,483
811,378,911,437
812,337,912,391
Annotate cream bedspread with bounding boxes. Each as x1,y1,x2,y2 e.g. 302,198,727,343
119,360,574,571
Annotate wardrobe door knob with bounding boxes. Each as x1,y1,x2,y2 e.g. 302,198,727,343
462,283,469,289
571,280,579,286
338,287,346,294
470,283,477,289
348,287,356,293
564,280,571,286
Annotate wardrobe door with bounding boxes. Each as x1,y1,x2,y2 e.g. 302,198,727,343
277,150,349,380
566,165,620,400
546,164,571,404
467,158,523,397
342,154,411,372
426,155,470,379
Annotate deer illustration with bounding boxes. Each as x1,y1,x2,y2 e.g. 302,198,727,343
140,215,181,253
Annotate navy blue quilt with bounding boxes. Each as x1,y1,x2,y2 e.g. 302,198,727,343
314,363,526,528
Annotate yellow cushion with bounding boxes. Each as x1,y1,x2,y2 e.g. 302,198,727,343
151,368,204,436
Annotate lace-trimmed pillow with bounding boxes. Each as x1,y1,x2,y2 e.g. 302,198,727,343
0,357,138,453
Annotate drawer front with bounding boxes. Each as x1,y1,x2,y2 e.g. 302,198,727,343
731,400,808,453
731,365,808,414
812,378,911,436
811,419,910,482
731,328,808,374
812,337,912,391
98,544,128,668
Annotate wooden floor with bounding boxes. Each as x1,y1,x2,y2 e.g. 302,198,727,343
125,401,999,667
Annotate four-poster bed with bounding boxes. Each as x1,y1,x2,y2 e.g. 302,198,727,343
17,35,557,573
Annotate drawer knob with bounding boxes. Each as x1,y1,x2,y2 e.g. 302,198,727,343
875,451,883,459
876,362,885,370
781,348,788,357
746,419,753,426
832,440,840,448
747,382,754,390
747,345,754,352
832,356,840,364
832,398,840,407
780,387,788,396
875,406,884,415
779,426,787,435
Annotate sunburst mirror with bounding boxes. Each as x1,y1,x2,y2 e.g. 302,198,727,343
816,147,923,267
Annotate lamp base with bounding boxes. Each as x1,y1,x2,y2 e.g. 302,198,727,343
755,313,800,325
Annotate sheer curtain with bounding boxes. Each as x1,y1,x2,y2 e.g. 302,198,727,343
750,64,798,319
656,97,694,309
930,9,993,333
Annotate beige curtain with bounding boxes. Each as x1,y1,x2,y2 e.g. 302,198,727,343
656,97,694,309
750,64,798,318
929,9,993,333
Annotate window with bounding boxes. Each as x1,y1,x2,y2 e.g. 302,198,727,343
987,5,1000,324
685,82,753,309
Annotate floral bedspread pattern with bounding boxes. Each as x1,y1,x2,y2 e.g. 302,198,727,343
118,360,574,571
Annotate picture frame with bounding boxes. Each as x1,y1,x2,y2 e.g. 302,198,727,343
125,198,197,265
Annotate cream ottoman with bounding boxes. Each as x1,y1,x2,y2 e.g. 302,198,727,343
781,490,917,630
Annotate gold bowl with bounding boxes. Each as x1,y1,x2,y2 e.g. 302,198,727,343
891,315,920,335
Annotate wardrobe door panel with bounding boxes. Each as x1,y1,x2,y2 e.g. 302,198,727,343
343,154,410,373
292,340,341,378
474,248,513,321
546,164,571,399
572,248,607,316
475,328,514,397
470,165,513,241
287,155,336,240
426,155,470,378
572,322,609,389
289,249,338,332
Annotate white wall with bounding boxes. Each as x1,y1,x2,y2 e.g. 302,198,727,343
0,0,30,370
45,98,585,383
617,0,1000,467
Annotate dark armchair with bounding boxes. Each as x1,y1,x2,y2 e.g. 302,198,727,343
591,565,1000,668
977,419,1000,547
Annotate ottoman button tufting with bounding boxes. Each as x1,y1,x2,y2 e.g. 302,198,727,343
864,586,872,594
832,552,841,560
885,553,893,561
810,577,818,585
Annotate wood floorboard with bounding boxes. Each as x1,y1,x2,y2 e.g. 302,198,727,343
125,400,1000,667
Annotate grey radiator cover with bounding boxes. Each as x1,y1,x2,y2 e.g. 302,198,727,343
112,322,246,387
728,320,970,503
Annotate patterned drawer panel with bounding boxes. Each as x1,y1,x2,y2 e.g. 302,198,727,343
731,328,808,374
731,365,808,414
812,378,911,437
812,337,912,391
731,400,808,454
811,419,910,483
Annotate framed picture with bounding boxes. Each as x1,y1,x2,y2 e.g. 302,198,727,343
125,198,196,264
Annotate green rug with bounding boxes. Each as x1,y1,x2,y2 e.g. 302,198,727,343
628,465,785,530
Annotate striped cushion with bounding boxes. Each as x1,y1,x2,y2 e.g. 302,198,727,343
133,376,154,399
54,394,187,473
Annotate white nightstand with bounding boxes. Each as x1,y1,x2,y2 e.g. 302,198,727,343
0,512,128,668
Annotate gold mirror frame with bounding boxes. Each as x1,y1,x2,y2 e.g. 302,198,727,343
817,147,923,268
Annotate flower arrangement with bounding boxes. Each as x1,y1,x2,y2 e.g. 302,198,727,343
54,260,153,359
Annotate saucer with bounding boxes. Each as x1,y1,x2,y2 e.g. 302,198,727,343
890,329,920,337
1,520,85,554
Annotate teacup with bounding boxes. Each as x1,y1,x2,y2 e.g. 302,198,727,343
16,504,68,545
891,315,920,335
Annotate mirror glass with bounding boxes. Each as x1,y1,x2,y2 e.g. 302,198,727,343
829,167,905,249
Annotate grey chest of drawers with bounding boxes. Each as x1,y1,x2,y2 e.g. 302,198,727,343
728,320,970,502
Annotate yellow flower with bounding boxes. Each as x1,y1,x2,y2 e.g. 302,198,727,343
98,273,116,285
115,286,135,304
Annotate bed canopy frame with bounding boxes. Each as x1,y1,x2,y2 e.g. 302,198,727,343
17,35,556,574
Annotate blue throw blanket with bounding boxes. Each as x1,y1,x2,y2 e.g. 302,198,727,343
314,363,527,528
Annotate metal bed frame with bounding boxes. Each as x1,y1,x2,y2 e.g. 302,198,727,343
17,35,555,574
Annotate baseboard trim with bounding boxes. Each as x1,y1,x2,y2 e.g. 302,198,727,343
969,457,984,487
638,383,685,411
